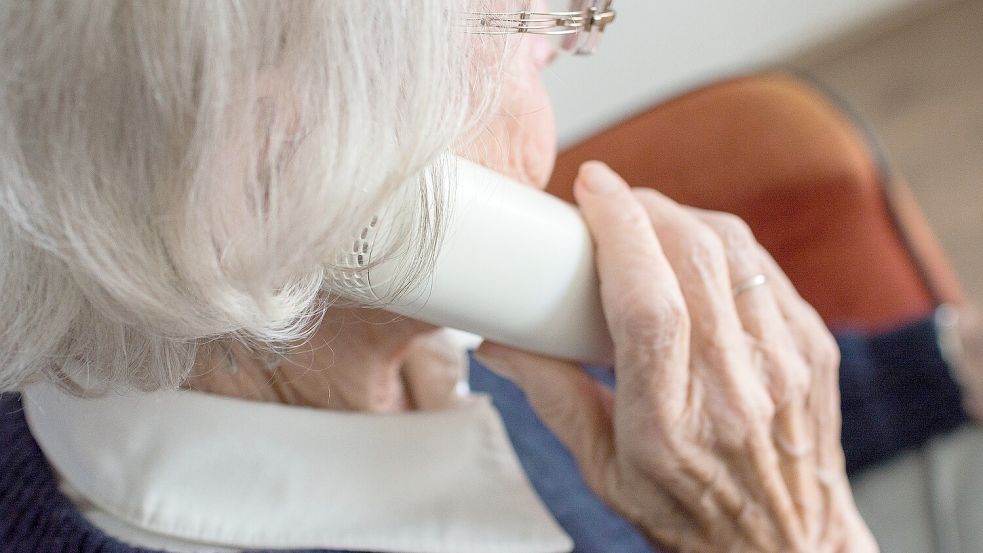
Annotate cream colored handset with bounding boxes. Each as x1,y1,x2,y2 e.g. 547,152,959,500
331,157,614,365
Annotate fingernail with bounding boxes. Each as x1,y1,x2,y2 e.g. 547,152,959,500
473,349,517,381
577,161,621,194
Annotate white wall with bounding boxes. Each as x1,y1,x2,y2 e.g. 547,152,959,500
545,0,922,146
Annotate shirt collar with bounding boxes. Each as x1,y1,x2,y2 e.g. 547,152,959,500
24,383,573,553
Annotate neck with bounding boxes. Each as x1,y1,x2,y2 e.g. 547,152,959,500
186,307,464,412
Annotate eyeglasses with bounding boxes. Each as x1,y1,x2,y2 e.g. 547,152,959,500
464,0,616,56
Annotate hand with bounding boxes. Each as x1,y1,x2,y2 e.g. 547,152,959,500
475,162,877,552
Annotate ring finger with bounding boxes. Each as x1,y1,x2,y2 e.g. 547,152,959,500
632,190,799,545
693,209,822,541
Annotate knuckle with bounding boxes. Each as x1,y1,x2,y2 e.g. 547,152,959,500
804,324,840,372
751,392,778,425
765,346,811,404
707,212,756,247
610,201,652,233
785,360,812,402
680,225,728,274
614,287,689,349
789,301,841,372
815,332,841,372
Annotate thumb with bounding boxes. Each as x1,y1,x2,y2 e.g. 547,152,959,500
474,341,617,496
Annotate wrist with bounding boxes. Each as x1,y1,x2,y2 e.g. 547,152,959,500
936,303,983,420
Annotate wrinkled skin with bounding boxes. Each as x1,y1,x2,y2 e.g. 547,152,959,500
475,163,878,552
191,310,464,411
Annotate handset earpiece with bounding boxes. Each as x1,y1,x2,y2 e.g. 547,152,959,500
331,156,613,365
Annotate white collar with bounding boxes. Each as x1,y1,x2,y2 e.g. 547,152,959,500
23,383,573,553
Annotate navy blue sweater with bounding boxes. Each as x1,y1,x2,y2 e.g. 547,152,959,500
0,318,967,553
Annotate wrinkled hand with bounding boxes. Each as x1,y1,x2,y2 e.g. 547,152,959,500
475,163,877,552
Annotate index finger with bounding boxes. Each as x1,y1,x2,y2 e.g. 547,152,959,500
574,161,690,399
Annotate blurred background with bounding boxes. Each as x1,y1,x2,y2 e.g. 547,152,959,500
545,1,982,551
545,0,983,303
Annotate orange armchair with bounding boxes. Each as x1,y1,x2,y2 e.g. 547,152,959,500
548,73,964,333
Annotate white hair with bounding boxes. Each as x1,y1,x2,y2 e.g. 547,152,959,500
0,1,514,393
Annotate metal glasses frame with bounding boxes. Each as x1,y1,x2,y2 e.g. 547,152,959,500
464,1,616,54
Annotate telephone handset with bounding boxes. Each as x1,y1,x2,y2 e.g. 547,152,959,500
331,157,614,365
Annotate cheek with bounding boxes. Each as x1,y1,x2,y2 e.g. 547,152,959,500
505,70,558,189
464,41,558,189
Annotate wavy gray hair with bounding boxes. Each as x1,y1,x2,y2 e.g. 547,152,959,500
0,1,512,392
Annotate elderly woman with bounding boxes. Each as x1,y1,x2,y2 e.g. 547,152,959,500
0,2,879,552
